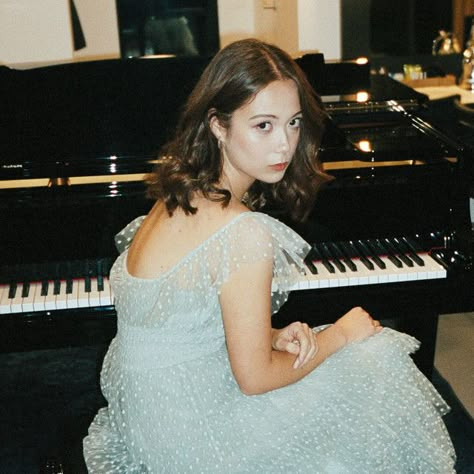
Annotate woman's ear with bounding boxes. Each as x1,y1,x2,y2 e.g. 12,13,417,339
208,109,226,142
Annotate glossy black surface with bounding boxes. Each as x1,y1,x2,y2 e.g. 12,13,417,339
0,57,210,179
1,56,472,372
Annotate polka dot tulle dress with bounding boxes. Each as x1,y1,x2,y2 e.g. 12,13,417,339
83,212,455,473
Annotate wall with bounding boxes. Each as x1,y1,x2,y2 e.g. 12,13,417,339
71,0,120,61
1,0,341,66
0,0,120,67
297,0,341,59
218,0,341,59
0,0,74,65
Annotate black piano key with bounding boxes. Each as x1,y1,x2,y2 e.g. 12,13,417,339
86,259,96,277
53,280,61,295
329,242,357,271
402,236,423,253
305,258,318,275
346,241,374,270
66,279,73,294
96,260,105,291
8,282,17,299
85,276,92,293
41,281,49,296
97,274,104,292
21,282,30,298
429,250,450,270
359,240,386,270
383,238,414,267
311,245,335,274
374,239,403,268
398,237,425,266
318,243,346,273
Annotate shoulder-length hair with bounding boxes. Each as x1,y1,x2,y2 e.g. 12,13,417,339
146,38,331,222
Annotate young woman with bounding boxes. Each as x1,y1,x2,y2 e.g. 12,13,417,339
84,39,455,473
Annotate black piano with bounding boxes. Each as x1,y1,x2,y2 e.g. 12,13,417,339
1,55,473,380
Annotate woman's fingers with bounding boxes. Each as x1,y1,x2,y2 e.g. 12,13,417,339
293,324,318,369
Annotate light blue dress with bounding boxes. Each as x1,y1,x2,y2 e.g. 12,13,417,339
83,212,455,473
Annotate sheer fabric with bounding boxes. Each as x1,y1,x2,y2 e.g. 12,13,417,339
84,212,455,473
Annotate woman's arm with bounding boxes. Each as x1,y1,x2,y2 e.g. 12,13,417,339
220,256,381,395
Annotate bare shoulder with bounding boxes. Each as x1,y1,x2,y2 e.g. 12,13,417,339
126,199,253,279
192,196,251,227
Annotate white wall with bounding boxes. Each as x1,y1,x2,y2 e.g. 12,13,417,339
217,0,341,59
217,0,257,47
72,0,120,61
297,0,341,59
1,0,341,66
0,0,120,67
0,0,74,65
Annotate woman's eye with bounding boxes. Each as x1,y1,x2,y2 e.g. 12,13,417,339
289,117,302,128
256,122,272,131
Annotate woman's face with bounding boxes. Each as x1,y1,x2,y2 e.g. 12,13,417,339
214,79,302,197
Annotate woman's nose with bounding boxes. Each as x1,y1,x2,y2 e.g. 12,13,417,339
276,130,290,152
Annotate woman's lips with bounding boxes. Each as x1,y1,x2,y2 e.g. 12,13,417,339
269,162,288,171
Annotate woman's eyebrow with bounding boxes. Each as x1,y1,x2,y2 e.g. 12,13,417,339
249,111,302,120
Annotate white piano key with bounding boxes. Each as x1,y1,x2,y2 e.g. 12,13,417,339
419,254,447,279
66,279,80,309
77,279,91,308
44,281,57,310
33,283,46,311
0,284,12,314
55,280,68,310
10,283,24,313
350,259,378,285
88,277,102,307
21,282,37,312
99,277,114,306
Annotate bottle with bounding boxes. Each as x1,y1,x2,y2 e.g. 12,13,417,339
460,19,474,90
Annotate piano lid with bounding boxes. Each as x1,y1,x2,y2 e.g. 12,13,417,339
0,56,210,180
293,54,428,113
0,53,441,183
321,74,429,113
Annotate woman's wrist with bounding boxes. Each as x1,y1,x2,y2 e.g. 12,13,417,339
330,323,350,346
316,324,349,359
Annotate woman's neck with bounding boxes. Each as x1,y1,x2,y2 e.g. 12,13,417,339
218,173,254,203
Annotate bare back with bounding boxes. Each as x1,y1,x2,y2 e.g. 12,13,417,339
126,197,248,279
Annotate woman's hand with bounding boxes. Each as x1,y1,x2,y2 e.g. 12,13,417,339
272,322,318,369
333,306,382,344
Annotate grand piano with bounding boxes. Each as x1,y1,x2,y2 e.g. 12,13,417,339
0,54,472,379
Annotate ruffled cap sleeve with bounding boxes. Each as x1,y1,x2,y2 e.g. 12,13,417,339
114,216,146,254
214,212,311,314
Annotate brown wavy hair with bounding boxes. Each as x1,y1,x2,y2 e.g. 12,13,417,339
146,38,330,222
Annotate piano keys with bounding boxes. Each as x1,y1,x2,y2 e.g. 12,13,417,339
0,259,114,315
0,235,457,315
0,277,113,314
294,239,448,290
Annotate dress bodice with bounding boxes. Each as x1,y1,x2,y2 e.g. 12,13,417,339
109,212,311,368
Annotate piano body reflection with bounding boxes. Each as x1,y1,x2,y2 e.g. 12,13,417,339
0,55,472,378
